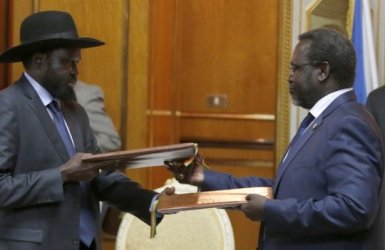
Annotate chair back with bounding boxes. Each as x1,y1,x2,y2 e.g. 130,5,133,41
115,178,235,250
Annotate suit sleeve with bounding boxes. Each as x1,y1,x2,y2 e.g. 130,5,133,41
262,115,383,236
93,170,158,225
366,90,379,121
202,169,274,191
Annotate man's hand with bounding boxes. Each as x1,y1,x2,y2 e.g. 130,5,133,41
159,186,176,196
240,194,267,221
60,153,124,182
152,186,175,216
164,153,206,186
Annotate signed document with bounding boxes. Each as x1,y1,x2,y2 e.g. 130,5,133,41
82,143,198,170
157,187,273,214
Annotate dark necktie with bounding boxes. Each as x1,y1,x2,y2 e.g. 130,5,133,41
47,100,96,247
281,112,314,163
297,112,314,136
47,100,76,156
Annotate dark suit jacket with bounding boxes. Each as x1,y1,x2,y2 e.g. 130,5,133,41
367,85,385,149
0,75,158,250
202,91,385,250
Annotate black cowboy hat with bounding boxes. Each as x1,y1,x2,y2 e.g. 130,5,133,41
0,10,104,63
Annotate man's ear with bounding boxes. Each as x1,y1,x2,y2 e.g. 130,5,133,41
318,61,330,82
31,52,46,68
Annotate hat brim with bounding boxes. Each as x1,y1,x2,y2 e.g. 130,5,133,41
0,37,104,63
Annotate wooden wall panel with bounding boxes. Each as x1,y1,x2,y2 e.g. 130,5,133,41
147,1,280,249
8,0,33,83
124,0,152,187
147,0,179,188
147,115,176,187
126,0,150,150
180,119,275,141
149,0,177,112
176,0,278,114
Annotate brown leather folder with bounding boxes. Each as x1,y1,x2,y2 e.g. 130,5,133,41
82,143,198,170
157,187,273,214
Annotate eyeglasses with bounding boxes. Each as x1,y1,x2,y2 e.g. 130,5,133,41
289,61,323,75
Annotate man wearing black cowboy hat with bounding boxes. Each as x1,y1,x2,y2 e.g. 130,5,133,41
0,10,173,250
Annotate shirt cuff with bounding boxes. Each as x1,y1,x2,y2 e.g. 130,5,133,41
149,194,163,218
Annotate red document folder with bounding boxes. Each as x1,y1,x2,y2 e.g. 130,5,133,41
157,187,273,214
82,143,198,169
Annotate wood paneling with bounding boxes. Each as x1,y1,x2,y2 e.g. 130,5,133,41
147,0,180,188
126,0,150,150
123,0,153,189
7,0,33,83
148,1,280,249
180,118,275,141
176,0,278,115
149,0,177,112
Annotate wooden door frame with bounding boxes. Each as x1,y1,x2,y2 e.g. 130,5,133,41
275,0,292,168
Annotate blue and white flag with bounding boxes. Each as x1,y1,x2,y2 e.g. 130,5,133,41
352,0,379,104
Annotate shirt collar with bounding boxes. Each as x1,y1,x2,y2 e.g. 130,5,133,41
24,72,55,107
309,88,353,118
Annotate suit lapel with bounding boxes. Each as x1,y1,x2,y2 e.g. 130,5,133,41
273,91,357,194
273,117,321,192
17,76,72,162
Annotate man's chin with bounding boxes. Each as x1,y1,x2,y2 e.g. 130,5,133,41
53,86,77,102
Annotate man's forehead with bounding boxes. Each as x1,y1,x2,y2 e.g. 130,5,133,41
293,40,310,59
296,40,311,51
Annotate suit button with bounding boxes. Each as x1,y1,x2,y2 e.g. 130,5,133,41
73,239,79,245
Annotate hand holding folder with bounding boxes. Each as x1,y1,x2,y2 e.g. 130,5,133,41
164,152,207,186
156,187,273,214
82,143,198,171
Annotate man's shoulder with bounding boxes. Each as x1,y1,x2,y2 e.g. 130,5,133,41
74,80,102,93
0,78,29,99
74,80,104,106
